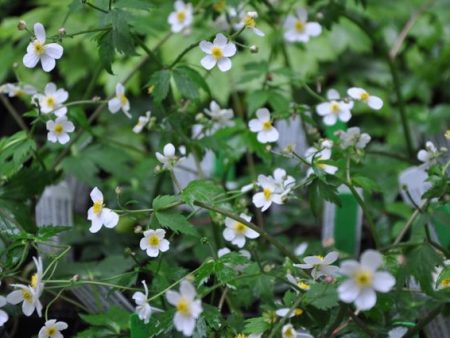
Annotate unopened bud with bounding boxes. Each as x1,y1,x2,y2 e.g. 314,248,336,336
250,45,258,54
283,144,295,154
17,20,27,31
58,27,66,36
72,274,80,281
316,12,324,20
115,186,122,194
154,165,162,173
92,96,101,102
134,225,143,234
265,144,272,152
195,113,205,121
322,237,335,248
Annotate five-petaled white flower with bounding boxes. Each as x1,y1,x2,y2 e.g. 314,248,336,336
133,111,151,134
204,101,234,131
168,1,193,33
316,89,353,126
283,8,322,43
23,23,63,72
7,284,42,317
108,83,131,118
417,141,439,168
46,116,75,145
248,108,279,144
282,324,298,338
237,11,265,37
304,141,338,176
347,87,383,110
87,187,119,233
0,296,9,327
0,83,36,97
140,229,170,257
38,319,68,338
253,175,284,211
294,251,339,279
199,34,237,72
223,213,259,248
272,168,296,195
132,280,152,324
35,83,69,116
336,127,371,150
276,307,304,318
156,143,185,170
166,280,203,337
337,249,395,311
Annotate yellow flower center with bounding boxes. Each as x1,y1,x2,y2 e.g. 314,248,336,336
295,20,305,32
92,200,103,215
176,298,191,315
31,273,39,289
445,130,450,140
244,16,256,28
354,270,373,287
360,92,369,101
284,327,295,338
21,289,33,302
33,41,45,55
234,222,247,234
263,187,272,200
148,234,160,246
330,101,340,114
262,120,272,130
177,10,186,22
297,281,310,290
294,308,304,316
45,96,56,108
119,94,128,106
46,326,58,337
440,278,450,288
211,47,223,60
54,123,64,135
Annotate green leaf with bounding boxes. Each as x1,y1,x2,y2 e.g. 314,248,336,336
246,89,269,114
244,317,270,335
148,70,171,102
115,0,154,10
80,306,129,331
110,9,135,55
352,176,380,193
173,67,199,100
0,131,36,179
304,283,339,310
155,210,198,236
436,265,450,289
130,313,151,338
181,179,225,206
202,304,222,330
97,30,114,74
152,195,180,210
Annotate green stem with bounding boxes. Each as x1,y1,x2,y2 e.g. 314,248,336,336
393,199,429,245
169,41,200,69
84,1,108,14
64,27,111,38
45,288,65,320
43,245,71,278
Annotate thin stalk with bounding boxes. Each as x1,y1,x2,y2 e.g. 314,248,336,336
393,199,429,245
84,1,108,14
0,94,30,132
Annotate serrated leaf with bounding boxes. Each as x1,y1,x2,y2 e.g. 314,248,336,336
152,195,180,210
80,306,129,330
173,68,199,100
110,9,135,55
181,179,225,206
148,70,171,102
304,283,338,310
0,131,36,179
97,30,114,74
155,210,198,236
244,317,270,335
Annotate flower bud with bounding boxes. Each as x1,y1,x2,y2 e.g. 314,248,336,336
250,45,259,54
58,27,66,36
17,20,27,31
134,225,143,234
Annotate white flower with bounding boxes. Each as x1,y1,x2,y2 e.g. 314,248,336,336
388,327,408,338
282,324,298,338
240,182,255,193
166,280,203,337
168,1,193,33
433,259,450,290
31,256,44,294
316,89,353,126
283,8,321,43
38,319,68,338
286,273,311,292
237,11,265,37
23,23,63,72
199,34,237,72
417,141,438,168
140,229,170,257
87,187,119,233
223,213,259,248
7,284,42,317
337,250,395,311
204,101,234,131
248,108,279,144
0,296,9,327
133,111,151,134
132,280,152,324
347,87,383,110
35,83,69,116
46,116,75,145
272,168,296,195
305,141,338,176
156,143,185,170
275,307,303,318
336,127,371,150
108,83,131,118
252,175,283,211
294,251,339,279
0,83,36,97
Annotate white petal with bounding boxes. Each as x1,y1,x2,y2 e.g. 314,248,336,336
115,83,125,96
180,280,196,299
360,250,383,271
223,228,235,241
245,228,259,239
174,313,196,336
199,41,213,53
101,208,119,228
45,43,63,59
0,310,8,326
54,88,68,103
303,256,322,265
6,290,23,304
323,251,339,264
146,248,160,257
40,55,56,72
201,55,216,70
159,239,170,252
232,235,246,248
217,58,232,72
108,98,121,113
256,108,270,121
89,219,103,233
327,89,340,100
248,118,262,132
337,279,360,303
252,192,266,208
55,321,68,330
368,96,383,110
222,43,237,57
22,300,35,316
316,102,330,116
373,271,395,293
306,22,322,37
323,114,337,126
354,288,377,311
63,120,75,132
23,52,39,68
165,290,180,306
347,87,365,100
339,110,351,122
90,187,103,202
163,143,176,156
57,133,70,145
339,260,360,276
213,33,228,47
34,23,46,41
417,150,428,162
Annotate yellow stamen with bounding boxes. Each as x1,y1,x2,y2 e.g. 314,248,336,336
45,96,56,108
330,101,340,114
360,92,369,101
54,123,64,135
444,130,450,140
440,278,450,288
295,20,305,32
354,270,373,287
244,16,256,28
21,289,33,302
284,327,295,338
262,120,272,130
119,94,128,106
297,281,310,290
92,200,103,215
33,41,45,55
263,187,272,200
211,47,223,60
46,326,57,337
176,298,191,315
31,273,39,289
148,234,160,246
234,222,247,234
294,308,303,316
176,10,186,22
